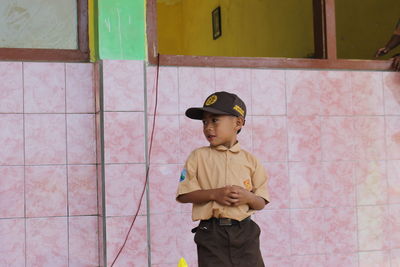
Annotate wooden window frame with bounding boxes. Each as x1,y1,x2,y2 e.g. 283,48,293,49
147,0,392,70
0,0,89,62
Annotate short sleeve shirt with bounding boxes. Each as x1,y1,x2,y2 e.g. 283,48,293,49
176,142,270,221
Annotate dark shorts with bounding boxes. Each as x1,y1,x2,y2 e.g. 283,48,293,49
194,218,264,267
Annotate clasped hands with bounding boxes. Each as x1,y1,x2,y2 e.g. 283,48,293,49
213,185,253,206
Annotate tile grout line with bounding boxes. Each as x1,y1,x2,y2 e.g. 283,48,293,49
22,61,27,267
64,63,70,267
381,72,392,266
351,73,361,267
283,70,294,262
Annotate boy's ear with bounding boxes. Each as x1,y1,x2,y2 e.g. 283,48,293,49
235,116,245,130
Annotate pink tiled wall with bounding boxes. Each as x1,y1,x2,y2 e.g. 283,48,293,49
144,65,399,266
0,62,99,266
101,60,400,266
3,58,400,266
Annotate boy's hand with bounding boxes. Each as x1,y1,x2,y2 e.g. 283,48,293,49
212,186,240,206
229,185,254,206
375,47,389,57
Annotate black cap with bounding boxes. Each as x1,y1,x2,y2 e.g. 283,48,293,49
185,91,247,120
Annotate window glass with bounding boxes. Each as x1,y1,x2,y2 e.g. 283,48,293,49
157,0,315,58
0,0,78,49
336,0,400,60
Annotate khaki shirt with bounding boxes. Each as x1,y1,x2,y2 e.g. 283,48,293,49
177,142,270,221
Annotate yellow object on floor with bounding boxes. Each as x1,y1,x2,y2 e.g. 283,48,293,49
177,257,188,267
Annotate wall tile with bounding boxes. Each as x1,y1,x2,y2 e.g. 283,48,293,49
324,207,357,253
355,161,387,206
0,62,23,113
105,164,146,216
386,116,400,159
320,71,353,116
286,70,321,116
354,116,385,160
215,68,252,114
24,62,66,113
106,215,147,266
147,66,179,115
359,251,391,267
178,115,207,164
351,71,384,115
178,67,215,114
0,114,24,165
104,112,145,164
291,254,327,267
0,166,24,218
0,218,25,266
26,217,68,267
321,116,355,161
253,116,287,162
67,114,96,164
69,216,99,266
150,214,180,264
149,164,181,214
389,204,400,249
323,161,355,207
388,160,400,204
288,115,321,162
357,205,391,250
254,210,291,257
391,248,400,267
147,115,179,164
289,162,325,209
25,114,66,165
290,208,326,255
383,72,400,115
325,253,357,267
263,162,290,210
251,69,286,115
66,63,95,113
103,60,144,111
25,165,67,217
68,165,98,216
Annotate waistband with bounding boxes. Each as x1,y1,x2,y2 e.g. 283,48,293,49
201,216,251,226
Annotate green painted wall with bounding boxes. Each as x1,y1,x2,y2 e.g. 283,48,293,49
157,0,315,58
98,0,146,60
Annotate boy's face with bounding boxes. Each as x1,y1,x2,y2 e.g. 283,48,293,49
202,112,243,148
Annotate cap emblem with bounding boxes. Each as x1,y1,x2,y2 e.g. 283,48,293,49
233,105,244,116
205,95,218,106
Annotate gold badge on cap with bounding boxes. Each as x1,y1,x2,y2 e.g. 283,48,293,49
205,95,218,106
233,105,244,116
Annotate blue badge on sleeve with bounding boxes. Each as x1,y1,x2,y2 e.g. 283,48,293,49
180,169,187,182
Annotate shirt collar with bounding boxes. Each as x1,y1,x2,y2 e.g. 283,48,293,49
213,141,241,153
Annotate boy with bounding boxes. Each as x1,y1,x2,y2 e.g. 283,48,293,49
176,91,269,267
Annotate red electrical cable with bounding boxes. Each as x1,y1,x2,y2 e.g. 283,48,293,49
110,54,160,266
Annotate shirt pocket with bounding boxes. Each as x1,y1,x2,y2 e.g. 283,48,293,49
229,161,253,191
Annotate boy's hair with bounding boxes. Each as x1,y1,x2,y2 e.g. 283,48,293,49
185,91,246,133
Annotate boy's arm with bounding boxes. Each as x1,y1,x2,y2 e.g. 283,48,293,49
376,18,400,57
177,186,245,206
